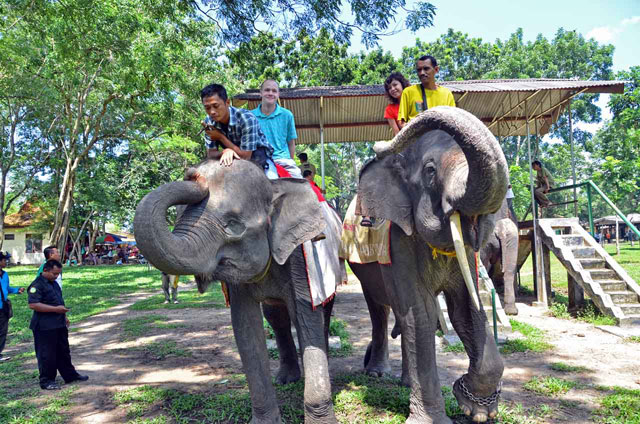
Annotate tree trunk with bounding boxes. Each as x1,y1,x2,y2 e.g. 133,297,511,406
50,158,78,261
0,210,4,251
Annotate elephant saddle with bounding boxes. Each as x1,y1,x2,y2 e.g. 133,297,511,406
339,196,392,265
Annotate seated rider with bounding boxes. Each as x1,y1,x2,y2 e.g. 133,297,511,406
200,83,278,179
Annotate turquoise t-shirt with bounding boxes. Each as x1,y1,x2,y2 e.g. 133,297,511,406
252,104,297,160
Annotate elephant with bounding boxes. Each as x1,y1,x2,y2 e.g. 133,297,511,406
134,159,342,424
480,200,519,315
356,106,509,423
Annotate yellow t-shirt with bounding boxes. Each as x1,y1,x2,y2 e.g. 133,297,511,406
397,84,456,123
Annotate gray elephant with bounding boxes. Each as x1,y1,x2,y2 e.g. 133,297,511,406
480,200,519,315
356,106,508,423
134,160,340,423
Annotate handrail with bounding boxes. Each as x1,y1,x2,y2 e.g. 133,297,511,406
525,180,640,241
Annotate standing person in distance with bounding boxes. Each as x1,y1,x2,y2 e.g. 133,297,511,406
252,80,302,178
0,252,25,362
28,260,88,390
37,246,63,289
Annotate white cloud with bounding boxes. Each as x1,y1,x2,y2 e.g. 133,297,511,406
621,16,640,26
586,26,620,43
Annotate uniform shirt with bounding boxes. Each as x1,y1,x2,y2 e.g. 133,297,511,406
27,275,66,331
0,269,20,310
251,104,297,160
535,167,555,188
203,106,274,157
397,84,456,123
37,262,62,289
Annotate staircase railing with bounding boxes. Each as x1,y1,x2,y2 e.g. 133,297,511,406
527,180,640,241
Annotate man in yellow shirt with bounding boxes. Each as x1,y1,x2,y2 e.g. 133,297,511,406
398,55,455,124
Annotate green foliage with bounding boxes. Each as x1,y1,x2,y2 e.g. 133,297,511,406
576,301,617,326
130,284,226,311
594,386,640,424
114,386,168,419
443,342,465,353
501,320,553,354
626,336,640,343
524,376,577,397
137,340,191,361
550,362,591,373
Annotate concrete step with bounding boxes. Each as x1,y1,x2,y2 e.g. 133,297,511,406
619,304,640,315
607,291,640,304
620,315,640,326
579,258,606,269
571,247,598,259
589,269,619,280
560,235,585,247
599,280,629,292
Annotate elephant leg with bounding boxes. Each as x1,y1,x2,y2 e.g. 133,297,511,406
323,296,335,352
501,225,519,316
262,303,301,385
288,246,337,423
444,286,503,423
381,234,452,424
228,284,282,424
350,262,392,378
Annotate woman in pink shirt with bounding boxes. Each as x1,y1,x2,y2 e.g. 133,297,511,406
383,72,411,135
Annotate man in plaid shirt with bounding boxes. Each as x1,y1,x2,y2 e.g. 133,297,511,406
200,83,278,179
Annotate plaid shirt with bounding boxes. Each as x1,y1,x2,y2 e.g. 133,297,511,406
203,106,274,157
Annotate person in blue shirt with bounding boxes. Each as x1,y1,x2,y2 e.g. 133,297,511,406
200,83,278,179
0,252,25,362
252,80,302,178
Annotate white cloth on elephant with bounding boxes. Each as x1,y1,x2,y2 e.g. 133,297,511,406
301,201,347,308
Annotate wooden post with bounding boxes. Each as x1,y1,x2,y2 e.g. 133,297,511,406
542,243,552,306
615,216,620,255
567,273,584,315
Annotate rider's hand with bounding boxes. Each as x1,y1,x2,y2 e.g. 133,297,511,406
220,148,240,166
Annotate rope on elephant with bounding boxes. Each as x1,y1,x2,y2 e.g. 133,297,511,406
427,243,456,260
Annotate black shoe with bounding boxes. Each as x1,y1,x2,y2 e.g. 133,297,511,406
360,217,374,227
42,382,61,390
66,374,89,383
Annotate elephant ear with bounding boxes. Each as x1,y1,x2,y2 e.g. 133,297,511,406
269,178,326,265
358,156,414,235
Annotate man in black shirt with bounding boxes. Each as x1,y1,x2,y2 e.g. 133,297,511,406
27,260,88,390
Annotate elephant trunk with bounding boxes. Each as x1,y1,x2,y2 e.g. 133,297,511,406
134,180,212,276
374,106,508,216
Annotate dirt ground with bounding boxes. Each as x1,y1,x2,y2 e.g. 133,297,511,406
11,275,640,423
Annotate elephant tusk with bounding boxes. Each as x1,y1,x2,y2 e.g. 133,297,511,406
449,212,481,311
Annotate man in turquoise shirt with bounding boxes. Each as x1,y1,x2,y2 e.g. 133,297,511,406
252,80,302,178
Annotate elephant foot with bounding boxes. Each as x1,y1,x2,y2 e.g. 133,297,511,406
400,371,410,388
504,303,518,316
453,375,500,422
249,409,282,424
363,342,391,377
275,362,301,385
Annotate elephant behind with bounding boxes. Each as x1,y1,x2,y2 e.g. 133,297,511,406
134,160,342,423
355,106,509,423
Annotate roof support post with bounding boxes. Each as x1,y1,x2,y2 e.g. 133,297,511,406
320,96,325,190
568,99,578,217
526,100,548,308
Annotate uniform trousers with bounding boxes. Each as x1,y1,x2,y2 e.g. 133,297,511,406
0,312,9,355
33,327,79,387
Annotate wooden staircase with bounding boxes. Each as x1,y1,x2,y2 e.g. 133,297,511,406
537,218,640,327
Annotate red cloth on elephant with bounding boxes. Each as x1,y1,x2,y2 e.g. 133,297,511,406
275,163,325,202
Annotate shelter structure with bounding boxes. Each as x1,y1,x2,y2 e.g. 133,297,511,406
2,202,51,265
234,78,625,306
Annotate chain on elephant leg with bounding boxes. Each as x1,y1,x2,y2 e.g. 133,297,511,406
452,374,501,422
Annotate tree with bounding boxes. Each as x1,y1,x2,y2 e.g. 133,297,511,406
194,0,436,47
4,0,221,255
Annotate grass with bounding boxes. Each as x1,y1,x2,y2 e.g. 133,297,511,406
443,342,465,353
122,314,186,339
550,362,591,373
626,335,640,343
593,386,640,424
266,317,353,359
523,376,577,397
500,319,553,354
496,402,552,424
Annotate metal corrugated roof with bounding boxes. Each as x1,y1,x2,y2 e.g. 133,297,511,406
232,79,625,143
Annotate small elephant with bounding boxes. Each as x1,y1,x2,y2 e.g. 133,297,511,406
357,107,508,423
134,160,340,423
480,200,519,315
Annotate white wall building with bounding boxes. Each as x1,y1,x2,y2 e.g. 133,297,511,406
2,203,51,265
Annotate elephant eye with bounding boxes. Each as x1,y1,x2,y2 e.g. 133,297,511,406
423,162,437,176
224,219,246,238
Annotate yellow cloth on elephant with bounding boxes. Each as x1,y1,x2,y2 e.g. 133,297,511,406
339,196,392,265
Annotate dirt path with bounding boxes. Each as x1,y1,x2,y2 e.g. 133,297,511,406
21,277,639,423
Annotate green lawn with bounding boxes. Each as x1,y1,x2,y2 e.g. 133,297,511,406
4,264,169,344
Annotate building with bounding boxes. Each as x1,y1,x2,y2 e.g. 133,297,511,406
2,202,52,265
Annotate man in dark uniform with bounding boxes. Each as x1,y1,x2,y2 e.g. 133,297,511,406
27,260,88,390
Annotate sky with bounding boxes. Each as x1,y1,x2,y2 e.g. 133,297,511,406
348,0,639,73
347,0,639,133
